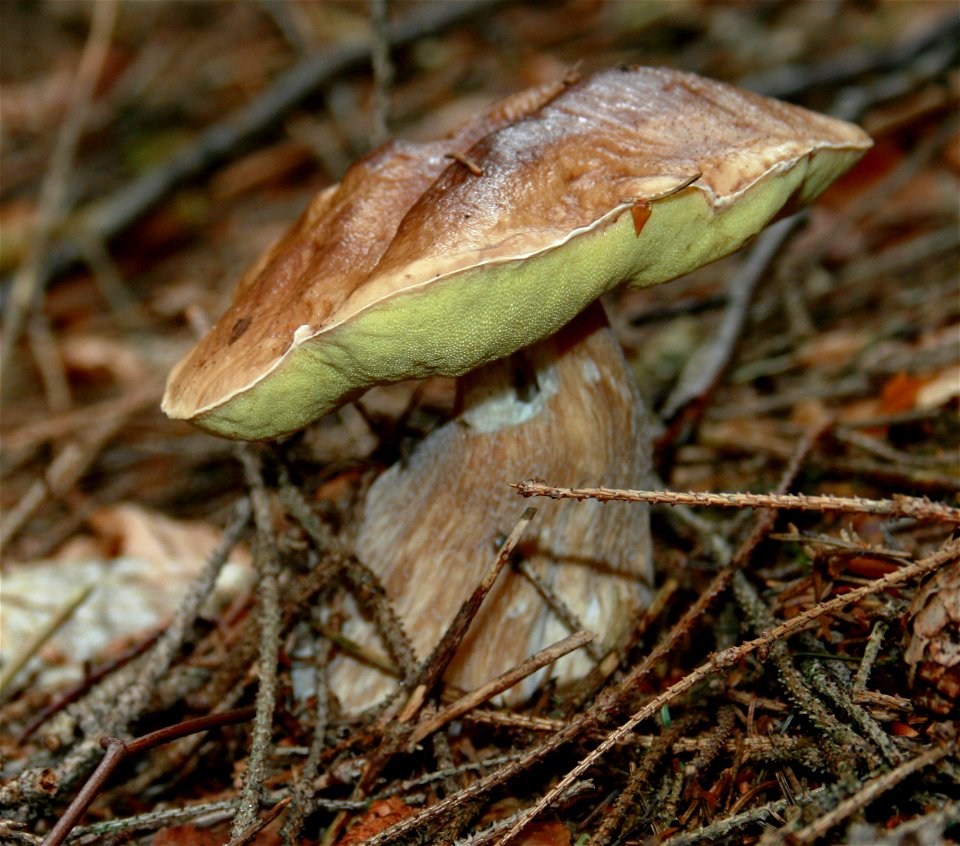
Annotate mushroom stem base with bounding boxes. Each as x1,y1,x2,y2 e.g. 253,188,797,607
329,302,653,711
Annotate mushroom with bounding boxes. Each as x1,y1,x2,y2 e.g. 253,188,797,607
163,67,871,709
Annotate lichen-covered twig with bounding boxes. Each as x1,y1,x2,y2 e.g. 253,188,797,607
733,570,870,777
342,558,418,681
281,634,330,844
515,560,605,661
660,787,831,846
851,620,912,711
279,465,418,680
231,449,284,840
801,656,903,768
591,714,703,846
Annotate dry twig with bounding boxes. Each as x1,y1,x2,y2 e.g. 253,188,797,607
368,0,394,146
40,708,255,846
659,216,804,423
0,499,251,813
0,586,93,699
398,507,537,723
231,450,284,840
513,482,960,524
0,0,118,388
407,630,594,749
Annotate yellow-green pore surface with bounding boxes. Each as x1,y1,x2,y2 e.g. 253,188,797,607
196,148,861,440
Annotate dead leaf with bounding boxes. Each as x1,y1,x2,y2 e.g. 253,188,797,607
153,822,281,845
85,503,248,569
916,364,960,409
60,334,149,386
796,330,871,369
337,798,415,846
879,372,927,414
890,721,920,738
0,504,252,688
152,824,225,846
514,821,572,846
211,140,318,202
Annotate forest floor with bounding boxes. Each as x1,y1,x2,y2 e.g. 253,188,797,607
1,2,958,845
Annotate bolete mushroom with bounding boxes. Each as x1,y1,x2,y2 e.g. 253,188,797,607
163,67,870,709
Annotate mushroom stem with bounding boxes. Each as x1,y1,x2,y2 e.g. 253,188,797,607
329,302,653,710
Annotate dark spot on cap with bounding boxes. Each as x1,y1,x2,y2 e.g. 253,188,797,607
229,316,252,345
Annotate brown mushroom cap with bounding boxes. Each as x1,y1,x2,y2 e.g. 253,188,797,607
162,66,870,440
